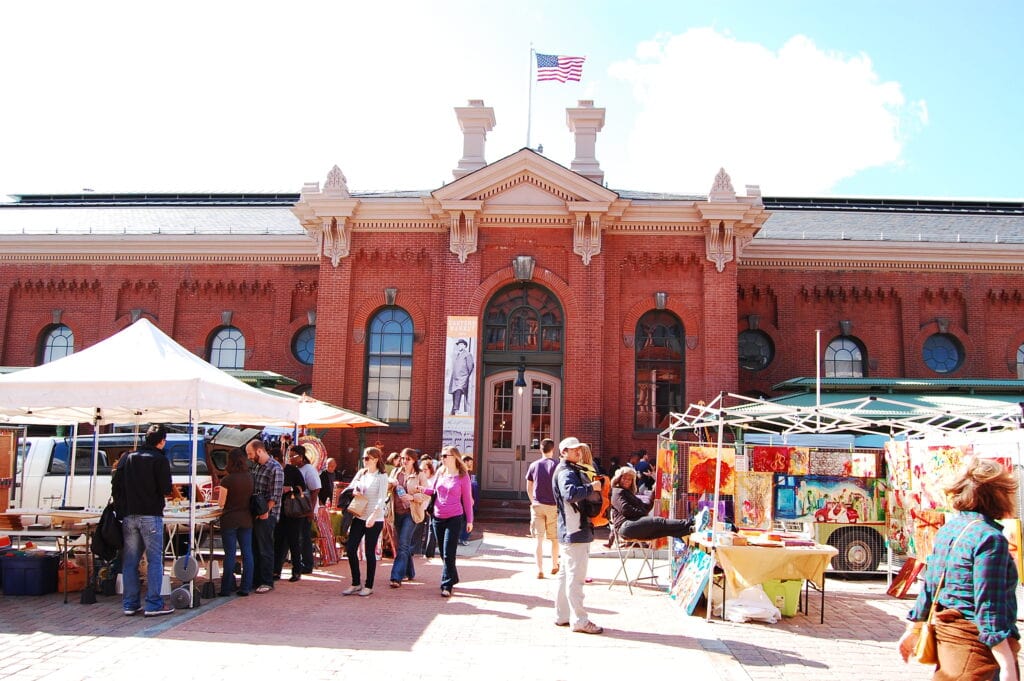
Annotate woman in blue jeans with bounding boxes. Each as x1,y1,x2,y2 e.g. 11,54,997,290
217,448,254,596
424,446,475,598
389,448,426,588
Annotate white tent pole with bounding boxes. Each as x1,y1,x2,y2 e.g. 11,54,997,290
815,329,822,431
89,414,100,508
65,423,79,507
188,411,198,605
705,411,726,622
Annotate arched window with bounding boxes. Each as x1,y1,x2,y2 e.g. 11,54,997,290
1017,344,1024,379
40,324,74,363
922,333,963,374
634,310,684,431
365,307,413,424
292,325,315,365
210,326,246,369
483,283,563,354
738,330,774,371
825,337,866,378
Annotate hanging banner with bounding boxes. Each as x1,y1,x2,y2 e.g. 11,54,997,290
442,316,478,455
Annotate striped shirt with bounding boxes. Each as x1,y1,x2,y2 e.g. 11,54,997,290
908,511,1019,647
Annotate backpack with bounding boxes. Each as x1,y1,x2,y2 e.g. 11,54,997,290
92,501,123,560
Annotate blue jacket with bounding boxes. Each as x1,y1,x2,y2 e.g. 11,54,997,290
553,460,594,544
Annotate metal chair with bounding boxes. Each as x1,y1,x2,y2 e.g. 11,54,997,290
607,524,659,594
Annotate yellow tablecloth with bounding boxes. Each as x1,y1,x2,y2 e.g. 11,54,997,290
712,544,838,596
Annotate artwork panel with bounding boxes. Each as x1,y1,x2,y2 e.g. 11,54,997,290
735,471,773,530
788,447,810,475
997,519,1024,584
912,509,946,561
885,440,912,491
910,443,969,511
809,450,851,476
791,475,884,523
687,446,736,495
751,446,791,473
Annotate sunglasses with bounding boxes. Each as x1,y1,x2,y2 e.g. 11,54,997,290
362,456,376,461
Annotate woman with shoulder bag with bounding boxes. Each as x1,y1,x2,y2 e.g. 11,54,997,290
273,446,308,582
389,448,426,588
342,447,389,597
217,448,254,596
423,445,474,598
898,458,1020,680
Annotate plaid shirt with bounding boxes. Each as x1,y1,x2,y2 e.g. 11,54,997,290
908,511,1019,647
252,457,284,521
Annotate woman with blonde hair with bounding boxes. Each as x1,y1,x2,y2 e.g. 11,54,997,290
423,445,474,597
898,458,1020,680
389,448,425,588
341,447,389,597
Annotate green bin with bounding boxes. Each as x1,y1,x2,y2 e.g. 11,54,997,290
762,579,802,617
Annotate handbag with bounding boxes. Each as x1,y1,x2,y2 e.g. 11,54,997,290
283,490,313,518
250,493,269,517
347,494,369,519
912,520,980,665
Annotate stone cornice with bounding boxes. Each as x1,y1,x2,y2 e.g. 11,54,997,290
741,239,1024,272
0,234,320,264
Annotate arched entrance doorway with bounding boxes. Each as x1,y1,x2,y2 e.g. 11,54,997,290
479,282,564,497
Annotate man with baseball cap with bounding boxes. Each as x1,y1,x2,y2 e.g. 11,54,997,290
551,435,603,634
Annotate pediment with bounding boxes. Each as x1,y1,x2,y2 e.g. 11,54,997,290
432,148,618,205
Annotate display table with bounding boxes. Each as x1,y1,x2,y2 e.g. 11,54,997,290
693,538,838,623
163,505,221,565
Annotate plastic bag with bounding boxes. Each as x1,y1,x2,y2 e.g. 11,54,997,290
722,585,781,623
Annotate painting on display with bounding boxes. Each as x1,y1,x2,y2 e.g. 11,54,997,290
655,441,679,519
734,471,773,530
788,447,810,475
910,442,970,511
912,509,946,561
688,446,735,496
850,452,880,477
886,489,918,554
751,446,791,473
886,557,926,598
885,440,912,491
810,450,851,476
774,475,884,523
669,539,714,616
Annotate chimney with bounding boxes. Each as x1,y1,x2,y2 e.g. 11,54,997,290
453,99,496,180
566,100,605,184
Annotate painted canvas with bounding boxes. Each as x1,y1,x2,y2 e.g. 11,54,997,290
751,446,791,473
656,441,679,518
788,447,810,475
885,440,912,491
886,557,926,598
912,509,946,561
670,540,714,616
850,451,880,477
735,471,773,530
886,489,918,554
910,442,970,510
790,475,884,523
688,446,735,496
810,450,851,476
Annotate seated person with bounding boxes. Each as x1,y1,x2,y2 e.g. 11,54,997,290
610,467,698,541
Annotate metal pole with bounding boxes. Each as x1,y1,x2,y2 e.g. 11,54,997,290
526,45,534,149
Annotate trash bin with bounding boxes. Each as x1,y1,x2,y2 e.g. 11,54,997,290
762,579,802,617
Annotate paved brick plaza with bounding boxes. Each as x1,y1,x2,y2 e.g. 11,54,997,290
0,523,935,681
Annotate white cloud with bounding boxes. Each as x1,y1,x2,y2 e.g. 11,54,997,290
608,28,925,195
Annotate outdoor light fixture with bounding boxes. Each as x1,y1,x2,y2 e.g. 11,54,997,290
515,356,527,396
512,255,535,282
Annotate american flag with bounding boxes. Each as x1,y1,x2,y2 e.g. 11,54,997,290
536,53,585,83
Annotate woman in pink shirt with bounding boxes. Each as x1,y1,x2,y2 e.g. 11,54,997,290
424,445,474,598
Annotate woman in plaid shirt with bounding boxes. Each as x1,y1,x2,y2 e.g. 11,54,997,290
899,458,1020,680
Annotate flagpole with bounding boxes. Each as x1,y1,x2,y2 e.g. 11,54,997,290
527,44,534,149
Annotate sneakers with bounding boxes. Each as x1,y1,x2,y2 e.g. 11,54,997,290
358,587,373,597
571,621,603,635
441,589,452,598
144,606,176,618
123,607,144,616
255,584,273,594
342,585,362,596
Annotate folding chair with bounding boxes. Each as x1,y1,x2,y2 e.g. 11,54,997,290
607,525,659,595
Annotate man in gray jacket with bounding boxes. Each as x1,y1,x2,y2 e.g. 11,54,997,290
552,436,603,634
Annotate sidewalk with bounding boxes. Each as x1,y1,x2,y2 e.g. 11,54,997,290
0,523,934,681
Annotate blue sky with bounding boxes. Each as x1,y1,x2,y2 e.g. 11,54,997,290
1,0,1020,200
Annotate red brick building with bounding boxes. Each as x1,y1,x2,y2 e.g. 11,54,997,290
2,100,1023,497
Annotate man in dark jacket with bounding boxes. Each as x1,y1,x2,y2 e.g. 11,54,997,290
112,424,173,617
552,436,603,635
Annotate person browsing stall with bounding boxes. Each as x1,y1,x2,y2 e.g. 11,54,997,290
246,438,284,594
216,448,254,597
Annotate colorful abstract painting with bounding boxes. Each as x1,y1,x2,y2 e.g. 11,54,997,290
655,441,679,518
910,442,970,510
751,446,791,473
886,489,918,553
788,447,810,475
670,540,714,616
885,440,912,491
911,509,946,561
997,518,1024,584
735,471,773,530
688,446,735,496
850,451,880,477
778,475,883,523
810,450,851,476
886,557,926,598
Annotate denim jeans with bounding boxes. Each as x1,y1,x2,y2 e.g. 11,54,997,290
346,517,383,589
253,514,278,588
220,526,254,594
122,514,165,612
433,514,464,591
390,513,418,582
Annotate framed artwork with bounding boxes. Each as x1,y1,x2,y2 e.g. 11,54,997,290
788,447,809,475
910,442,969,511
688,445,735,495
735,471,773,530
886,557,926,598
810,450,851,476
912,509,946,561
885,440,912,491
670,541,714,616
752,446,791,473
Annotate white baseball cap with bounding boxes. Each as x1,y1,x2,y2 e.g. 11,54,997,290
559,436,582,452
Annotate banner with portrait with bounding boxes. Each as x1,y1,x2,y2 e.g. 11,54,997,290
442,315,478,454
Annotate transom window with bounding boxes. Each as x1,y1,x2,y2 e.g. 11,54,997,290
825,337,865,378
292,325,315,365
210,326,246,369
922,333,962,374
365,307,413,424
484,284,563,353
635,310,684,431
1017,344,1024,379
40,324,74,364
738,330,774,371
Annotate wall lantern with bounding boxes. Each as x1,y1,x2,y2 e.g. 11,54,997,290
514,356,527,396
384,287,398,306
654,292,668,310
512,255,535,282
